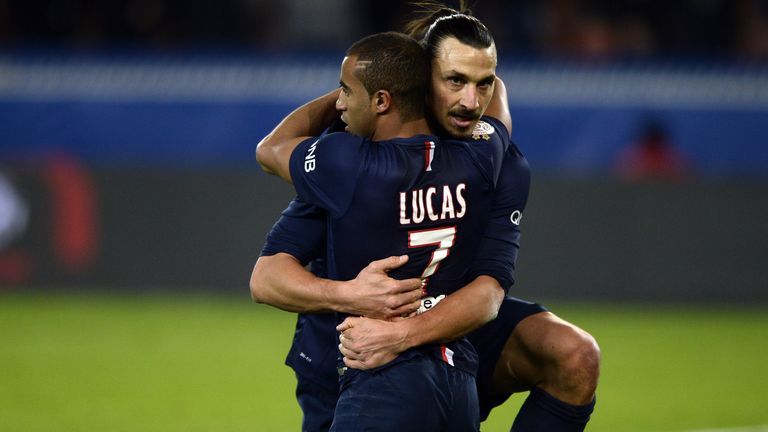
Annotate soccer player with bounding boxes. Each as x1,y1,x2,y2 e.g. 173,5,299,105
256,31,508,431
254,5,600,432
338,5,601,432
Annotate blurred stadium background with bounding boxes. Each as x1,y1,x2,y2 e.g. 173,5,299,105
1,1,767,431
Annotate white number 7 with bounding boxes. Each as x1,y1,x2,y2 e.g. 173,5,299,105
408,226,457,281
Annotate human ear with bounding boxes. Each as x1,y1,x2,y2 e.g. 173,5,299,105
373,90,391,114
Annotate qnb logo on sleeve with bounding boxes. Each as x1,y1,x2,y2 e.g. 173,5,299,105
416,294,446,315
304,140,318,172
510,210,523,226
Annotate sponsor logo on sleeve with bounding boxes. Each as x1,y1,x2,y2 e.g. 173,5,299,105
304,140,318,172
471,120,495,141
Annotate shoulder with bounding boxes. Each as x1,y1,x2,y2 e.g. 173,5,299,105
475,116,510,142
460,117,510,156
469,117,528,167
292,132,367,174
306,132,366,154
505,141,528,168
500,141,531,184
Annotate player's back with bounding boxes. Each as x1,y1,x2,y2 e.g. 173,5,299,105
329,136,497,298
290,130,507,300
290,131,505,375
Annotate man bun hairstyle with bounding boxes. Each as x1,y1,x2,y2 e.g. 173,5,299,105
346,31,429,122
404,1,494,59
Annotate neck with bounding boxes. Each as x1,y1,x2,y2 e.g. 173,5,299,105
371,114,432,141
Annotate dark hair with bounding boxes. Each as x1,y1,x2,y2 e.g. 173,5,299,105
404,1,494,59
346,31,430,121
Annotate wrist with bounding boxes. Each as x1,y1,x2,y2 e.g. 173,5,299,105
324,279,358,315
396,318,418,351
322,279,345,312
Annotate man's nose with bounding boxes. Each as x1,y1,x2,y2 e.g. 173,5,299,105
459,86,480,110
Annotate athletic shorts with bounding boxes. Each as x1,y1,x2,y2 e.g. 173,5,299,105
331,355,479,432
290,296,547,427
468,296,547,421
295,372,338,432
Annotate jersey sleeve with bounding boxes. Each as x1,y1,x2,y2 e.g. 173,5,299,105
260,197,326,266
483,114,511,140
288,132,365,218
466,142,531,293
462,116,511,187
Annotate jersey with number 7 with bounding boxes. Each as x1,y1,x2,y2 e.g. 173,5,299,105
288,124,507,376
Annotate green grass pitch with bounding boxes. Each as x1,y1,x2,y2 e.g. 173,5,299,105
1,292,767,431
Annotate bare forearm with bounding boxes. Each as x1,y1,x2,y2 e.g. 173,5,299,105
256,89,341,180
484,77,512,135
337,275,505,370
250,253,343,313
250,253,423,318
402,276,504,348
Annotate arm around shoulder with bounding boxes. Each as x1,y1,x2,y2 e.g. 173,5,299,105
256,89,341,182
484,77,512,137
250,253,423,318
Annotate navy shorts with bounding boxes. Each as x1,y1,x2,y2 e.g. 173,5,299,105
330,356,479,432
468,296,547,421
295,373,338,432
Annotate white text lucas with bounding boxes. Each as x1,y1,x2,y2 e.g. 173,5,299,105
399,184,466,225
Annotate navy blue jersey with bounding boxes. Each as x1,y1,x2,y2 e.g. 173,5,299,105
466,138,530,291
261,198,339,390
261,197,327,265
262,116,527,379
287,126,506,376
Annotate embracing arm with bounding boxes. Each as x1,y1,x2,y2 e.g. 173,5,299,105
256,88,341,182
337,276,503,369
398,275,503,344
250,253,339,313
484,77,512,136
253,198,423,318
250,253,424,319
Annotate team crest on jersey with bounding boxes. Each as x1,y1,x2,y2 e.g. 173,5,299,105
471,120,495,141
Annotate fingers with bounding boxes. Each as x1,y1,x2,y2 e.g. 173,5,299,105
380,279,423,318
388,298,423,318
341,349,396,371
339,340,375,371
394,277,424,294
342,356,370,371
383,287,424,318
336,316,358,332
338,339,357,358
339,338,368,368
369,255,408,273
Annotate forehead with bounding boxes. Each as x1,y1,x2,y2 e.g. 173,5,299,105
433,37,497,77
341,55,369,82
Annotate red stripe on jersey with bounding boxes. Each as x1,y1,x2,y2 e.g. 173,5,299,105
424,141,435,171
440,344,454,366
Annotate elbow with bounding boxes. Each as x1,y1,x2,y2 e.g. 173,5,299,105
249,260,268,304
485,279,506,322
255,138,276,174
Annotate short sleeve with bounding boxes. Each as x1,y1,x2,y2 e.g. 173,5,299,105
466,142,531,292
260,197,326,266
289,132,366,218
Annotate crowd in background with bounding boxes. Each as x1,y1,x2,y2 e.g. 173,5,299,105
1,0,767,60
